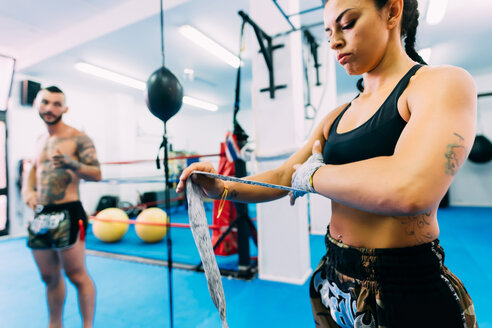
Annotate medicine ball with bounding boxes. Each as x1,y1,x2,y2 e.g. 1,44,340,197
468,135,492,164
145,66,183,122
93,208,129,243
135,208,169,243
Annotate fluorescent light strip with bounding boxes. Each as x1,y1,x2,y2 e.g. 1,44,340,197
74,62,218,111
75,62,146,90
179,25,240,68
183,96,218,111
426,0,448,25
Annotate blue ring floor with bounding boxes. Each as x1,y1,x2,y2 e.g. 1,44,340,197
0,206,491,327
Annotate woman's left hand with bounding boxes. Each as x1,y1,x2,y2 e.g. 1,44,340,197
290,140,324,205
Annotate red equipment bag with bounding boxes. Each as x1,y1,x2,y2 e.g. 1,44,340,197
212,142,238,256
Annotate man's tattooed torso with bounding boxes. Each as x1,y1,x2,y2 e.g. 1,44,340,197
35,133,98,205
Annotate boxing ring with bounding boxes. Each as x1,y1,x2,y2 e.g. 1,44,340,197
80,151,259,280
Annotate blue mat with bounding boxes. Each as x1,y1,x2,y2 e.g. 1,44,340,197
0,238,310,328
434,207,492,327
1,206,491,328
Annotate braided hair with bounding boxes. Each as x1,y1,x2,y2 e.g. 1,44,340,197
324,0,426,92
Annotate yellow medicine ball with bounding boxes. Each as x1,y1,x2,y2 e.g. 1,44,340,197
135,207,169,243
92,208,129,243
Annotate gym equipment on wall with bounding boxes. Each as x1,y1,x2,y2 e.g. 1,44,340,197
238,11,287,99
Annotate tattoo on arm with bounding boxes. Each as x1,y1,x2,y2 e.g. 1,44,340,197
444,133,466,176
77,135,100,166
229,189,238,200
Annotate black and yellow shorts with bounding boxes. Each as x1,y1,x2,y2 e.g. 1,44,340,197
27,201,88,250
310,227,478,328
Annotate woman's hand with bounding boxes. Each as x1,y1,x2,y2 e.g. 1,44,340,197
176,162,225,199
290,140,324,205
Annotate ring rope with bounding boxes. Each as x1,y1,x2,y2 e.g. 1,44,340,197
100,153,223,165
89,216,225,230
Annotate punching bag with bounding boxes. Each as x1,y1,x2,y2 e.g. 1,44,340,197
468,135,492,164
145,66,183,123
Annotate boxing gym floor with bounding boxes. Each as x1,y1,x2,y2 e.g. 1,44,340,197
2,1,492,327
1,206,491,328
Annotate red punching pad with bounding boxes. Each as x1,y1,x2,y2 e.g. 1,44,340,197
212,142,238,256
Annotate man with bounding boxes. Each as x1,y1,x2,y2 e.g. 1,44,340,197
22,86,101,328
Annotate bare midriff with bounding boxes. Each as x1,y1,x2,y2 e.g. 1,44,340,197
329,201,440,249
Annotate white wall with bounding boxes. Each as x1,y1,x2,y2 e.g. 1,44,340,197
7,74,254,236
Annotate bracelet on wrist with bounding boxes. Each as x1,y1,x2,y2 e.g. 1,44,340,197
309,170,318,191
217,184,229,218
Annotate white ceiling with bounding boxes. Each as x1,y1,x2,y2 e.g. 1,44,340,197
1,0,492,112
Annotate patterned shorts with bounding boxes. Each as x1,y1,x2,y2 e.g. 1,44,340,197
27,201,88,250
310,227,478,328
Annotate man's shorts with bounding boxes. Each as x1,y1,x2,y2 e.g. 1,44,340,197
310,227,478,328
27,201,88,250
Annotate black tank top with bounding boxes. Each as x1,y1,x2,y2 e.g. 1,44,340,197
323,65,422,165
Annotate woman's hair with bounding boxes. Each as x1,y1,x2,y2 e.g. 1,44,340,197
325,0,427,92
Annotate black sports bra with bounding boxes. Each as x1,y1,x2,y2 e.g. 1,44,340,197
323,65,422,165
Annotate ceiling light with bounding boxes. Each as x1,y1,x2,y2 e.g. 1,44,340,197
418,48,432,63
426,0,448,25
183,68,195,80
75,62,219,111
75,62,146,90
183,96,218,111
179,25,240,68
183,68,194,75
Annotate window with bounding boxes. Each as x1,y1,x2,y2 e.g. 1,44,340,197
0,54,15,235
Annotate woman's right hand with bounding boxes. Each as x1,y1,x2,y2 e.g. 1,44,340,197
176,162,225,199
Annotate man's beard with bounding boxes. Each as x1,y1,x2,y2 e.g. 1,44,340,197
39,112,63,125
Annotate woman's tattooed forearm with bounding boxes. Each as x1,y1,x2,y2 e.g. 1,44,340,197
444,133,466,176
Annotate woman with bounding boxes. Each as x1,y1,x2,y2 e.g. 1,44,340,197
177,0,478,326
